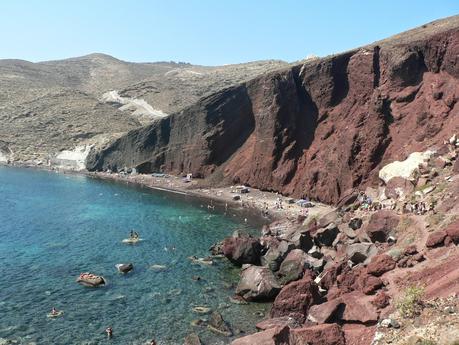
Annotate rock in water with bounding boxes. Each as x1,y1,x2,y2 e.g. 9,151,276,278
184,333,202,345
236,265,281,301
116,263,133,274
208,311,233,337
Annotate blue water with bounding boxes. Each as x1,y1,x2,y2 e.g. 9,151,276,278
0,167,268,345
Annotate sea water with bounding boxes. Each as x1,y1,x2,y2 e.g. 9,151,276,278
0,167,269,345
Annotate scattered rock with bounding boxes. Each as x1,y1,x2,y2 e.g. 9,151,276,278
222,234,262,265
270,276,321,319
231,325,290,345
261,240,294,272
425,230,447,248
314,223,340,247
348,218,363,230
184,333,202,345
236,265,281,301
367,254,396,277
340,292,379,324
115,263,133,274
277,249,310,285
444,219,459,244
385,177,414,200
208,311,233,337
307,298,343,324
346,243,377,264
256,316,301,330
365,210,400,243
289,323,345,345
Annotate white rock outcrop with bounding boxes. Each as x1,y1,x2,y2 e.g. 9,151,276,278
379,151,434,184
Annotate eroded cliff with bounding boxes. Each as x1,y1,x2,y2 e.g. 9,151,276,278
87,16,459,204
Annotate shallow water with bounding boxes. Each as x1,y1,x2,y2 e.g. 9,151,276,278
0,167,269,345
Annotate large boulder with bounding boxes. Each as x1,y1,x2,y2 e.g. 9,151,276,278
270,276,321,320
365,210,400,243
280,228,314,252
222,234,262,265
346,243,377,264
231,326,290,345
277,249,309,284
307,298,344,324
317,210,340,228
385,177,415,200
366,254,396,277
236,265,281,301
289,324,345,345
261,240,295,271
340,292,379,324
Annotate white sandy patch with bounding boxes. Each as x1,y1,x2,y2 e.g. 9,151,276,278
101,90,168,121
379,150,435,184
52,145,92,171
0,151,8,163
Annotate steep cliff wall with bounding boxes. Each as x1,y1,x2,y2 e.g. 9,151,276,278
86,16,459,204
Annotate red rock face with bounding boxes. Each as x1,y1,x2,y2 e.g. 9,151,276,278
270,276,321,320
87,17,459,205
367,254,396,276
289,324,345,345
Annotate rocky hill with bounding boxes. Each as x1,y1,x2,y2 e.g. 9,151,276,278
87,15,459,205
0,54,287,164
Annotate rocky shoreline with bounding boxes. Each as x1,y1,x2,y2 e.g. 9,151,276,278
3,140,459,345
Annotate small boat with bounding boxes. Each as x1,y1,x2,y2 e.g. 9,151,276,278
122,238,143,244
47,311,64,318
76,273,106,287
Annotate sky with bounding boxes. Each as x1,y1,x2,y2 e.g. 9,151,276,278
0,1,458,65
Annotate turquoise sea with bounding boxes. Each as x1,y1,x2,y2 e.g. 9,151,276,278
0,167,268,345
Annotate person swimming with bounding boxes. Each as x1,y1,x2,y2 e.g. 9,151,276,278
51,307,59,316
105,326,113,338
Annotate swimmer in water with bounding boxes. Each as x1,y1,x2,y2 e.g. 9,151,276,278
105,326,113,338
51,307,59,316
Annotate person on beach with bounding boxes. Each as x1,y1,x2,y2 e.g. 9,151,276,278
105,326,113,338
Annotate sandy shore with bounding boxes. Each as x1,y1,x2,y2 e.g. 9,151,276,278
87,171,335,225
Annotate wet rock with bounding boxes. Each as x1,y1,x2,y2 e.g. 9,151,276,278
270,276,321,319
385,177,414,199
367,254,396,277
365,210,400,243
289,324,345,345
184,333,202,345
348,218,363,230
229,295,248,305
256,316,301,330
208,311,233,337
231,325,290,345
209,242,224,256
222,234,262,265
192,306,211,314
115,263,133,274
425,230,447,248
346,243,377,264
236,265,281,301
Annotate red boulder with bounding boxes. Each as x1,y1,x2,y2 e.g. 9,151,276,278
425,231,447,248
289,324,345,345
366,254,396,277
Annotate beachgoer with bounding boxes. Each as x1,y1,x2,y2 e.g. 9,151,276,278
105,326,113,338
130,230,134,239
150,339,157,345
51,307,59,316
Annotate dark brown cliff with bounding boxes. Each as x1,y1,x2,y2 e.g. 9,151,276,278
86,16,459,204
